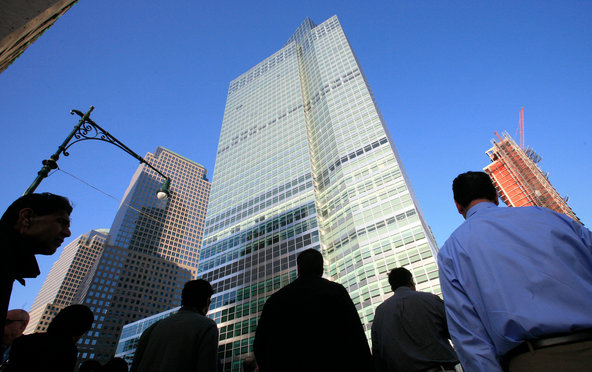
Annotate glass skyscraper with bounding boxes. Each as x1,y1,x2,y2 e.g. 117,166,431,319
199,16,440,371
75,147,210,364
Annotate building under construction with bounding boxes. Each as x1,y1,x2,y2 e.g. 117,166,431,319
483,125,580,223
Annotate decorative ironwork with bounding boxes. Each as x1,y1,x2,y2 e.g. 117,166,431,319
24,106,170,197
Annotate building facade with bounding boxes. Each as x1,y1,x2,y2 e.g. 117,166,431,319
0,0,78,73
115,306,179,365
484,132,579,222
199,16,440,371
75,147,211,363
25,229,108,334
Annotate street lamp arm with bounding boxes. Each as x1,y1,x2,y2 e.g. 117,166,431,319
24,106,171,198
67,109,169,181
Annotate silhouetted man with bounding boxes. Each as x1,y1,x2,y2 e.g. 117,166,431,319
130,279,218,372
254,248,372,372
438,171,592,372
372,267,459,372
0,193,72,344
1,309,29,363
5,304,94,371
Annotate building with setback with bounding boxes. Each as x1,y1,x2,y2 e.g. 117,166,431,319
75,147,210,363
198,16,440,371
25,229,108,334
484,132,579,222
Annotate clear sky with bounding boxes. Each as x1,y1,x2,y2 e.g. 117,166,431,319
2,0,591,310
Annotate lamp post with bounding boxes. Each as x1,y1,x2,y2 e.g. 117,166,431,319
24,106,171,199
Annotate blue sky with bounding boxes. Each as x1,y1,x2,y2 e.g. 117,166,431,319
2,1,591,310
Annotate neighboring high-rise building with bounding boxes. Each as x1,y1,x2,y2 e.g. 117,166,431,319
116,306,179,365
75,147,210,364
199,16,440,371
484,132,579,222
25,229,108,335
0,0,78,73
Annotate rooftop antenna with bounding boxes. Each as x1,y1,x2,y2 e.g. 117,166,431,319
519,107,525,149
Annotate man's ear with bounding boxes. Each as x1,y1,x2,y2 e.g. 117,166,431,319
17,208,35,228
454,201,464,215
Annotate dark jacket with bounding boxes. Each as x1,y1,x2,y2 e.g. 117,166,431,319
4,331,78,372
371,287,459,372
0,227,40,345
254,275,372,372
130,306,219,372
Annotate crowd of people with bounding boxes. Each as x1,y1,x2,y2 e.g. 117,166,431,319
2,171,591,371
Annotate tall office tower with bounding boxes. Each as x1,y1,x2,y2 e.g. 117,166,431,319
76,147,211,364
24,229,108,334
484,132,579,222
199,16,439,371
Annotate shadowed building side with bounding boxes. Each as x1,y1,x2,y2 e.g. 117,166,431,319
0,0,78,73
71,147,211,365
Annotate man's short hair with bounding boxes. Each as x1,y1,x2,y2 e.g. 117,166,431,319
452,171,498,208
388,267,414,291
297,248,324,277
0,193,72,228
48,304,94,338
181,279,214,308
242,357,257,372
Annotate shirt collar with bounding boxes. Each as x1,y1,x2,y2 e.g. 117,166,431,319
394,286,413,295
179,306,206,316
466,201,497,219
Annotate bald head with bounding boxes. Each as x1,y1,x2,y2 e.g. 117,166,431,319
4,309,29,346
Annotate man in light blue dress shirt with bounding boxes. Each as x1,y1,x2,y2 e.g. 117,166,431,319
438,171,592,372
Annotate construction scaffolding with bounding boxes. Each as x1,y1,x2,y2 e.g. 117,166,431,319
483,132,580,223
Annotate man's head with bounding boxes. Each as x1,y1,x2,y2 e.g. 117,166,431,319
3,309,29,346
243,356,258,372
0,193,72,255
79,359,102,372
452,171,498,218
181,279,214,314
48,305,94,341
388,267,415,292
296,248,324,277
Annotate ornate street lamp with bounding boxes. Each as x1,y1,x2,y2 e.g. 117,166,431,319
24,106,171,198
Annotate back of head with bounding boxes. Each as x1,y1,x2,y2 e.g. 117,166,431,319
242,356,257,372
388,267,414,291
297,248,324,277
47,305,94,338
79,359,102,372
4,309,30,344
102,357,128,372
0,193,72,228
5,309,29,327
181,279,214,308
452,171,498,208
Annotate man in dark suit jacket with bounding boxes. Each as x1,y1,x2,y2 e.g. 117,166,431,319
130,279,219,372
254,248,372,372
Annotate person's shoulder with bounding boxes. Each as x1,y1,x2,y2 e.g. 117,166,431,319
375,294,395,310
321,277,350,293
415,290,443,302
